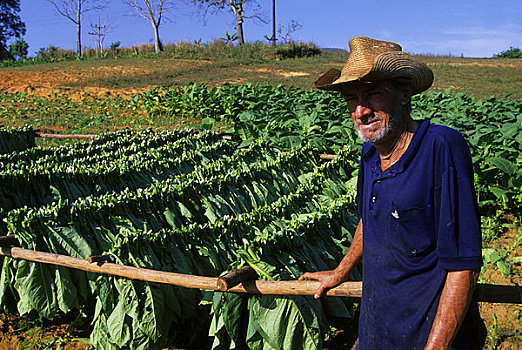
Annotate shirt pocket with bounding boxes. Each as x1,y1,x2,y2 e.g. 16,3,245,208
387,202,435,257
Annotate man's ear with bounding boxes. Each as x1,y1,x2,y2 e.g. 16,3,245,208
400,83,413,107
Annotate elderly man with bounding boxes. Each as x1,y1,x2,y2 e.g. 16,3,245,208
299,37,485,349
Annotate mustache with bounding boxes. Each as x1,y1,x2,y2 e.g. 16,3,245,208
357,114,382,125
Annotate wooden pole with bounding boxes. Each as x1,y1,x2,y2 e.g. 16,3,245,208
475,283,522,305
0,247,520,303
319,154,336,161
217,266,258,291
272,0,276,46
0,246,359,297
35,132,97,140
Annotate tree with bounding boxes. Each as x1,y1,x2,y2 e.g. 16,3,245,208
190,0,265,46
494,47,522,59
8,38,27,59
47,0,104,56
123,0,174,54
277,19,301,44
88,13,114,56
0,0,26,61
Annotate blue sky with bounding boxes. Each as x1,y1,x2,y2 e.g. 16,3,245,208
18,0,522,58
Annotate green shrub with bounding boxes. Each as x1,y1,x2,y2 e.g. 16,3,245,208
494,47,522,58
275,42,321,59
8,39,28,60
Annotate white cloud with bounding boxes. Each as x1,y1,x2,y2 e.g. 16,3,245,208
404,23,522,57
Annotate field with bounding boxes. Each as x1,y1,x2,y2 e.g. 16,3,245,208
0,52,521,349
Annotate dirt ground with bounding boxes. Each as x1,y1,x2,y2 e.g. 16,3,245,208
0,59,313,102
0,65,153,100
479,225,522,349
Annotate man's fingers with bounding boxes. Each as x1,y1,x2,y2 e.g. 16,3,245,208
299,272,319,281
314,284,327,299
299,272,330,298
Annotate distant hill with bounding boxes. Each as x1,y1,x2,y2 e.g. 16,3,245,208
320,47,348,54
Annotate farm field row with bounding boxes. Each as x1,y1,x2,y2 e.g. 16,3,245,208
0,54,521,100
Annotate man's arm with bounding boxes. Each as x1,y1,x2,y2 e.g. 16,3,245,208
424,269,479,350
299,219,363,298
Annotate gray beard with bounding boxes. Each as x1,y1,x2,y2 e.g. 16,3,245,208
357,107,403,144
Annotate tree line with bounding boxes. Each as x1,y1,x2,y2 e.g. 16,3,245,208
1,0,281,59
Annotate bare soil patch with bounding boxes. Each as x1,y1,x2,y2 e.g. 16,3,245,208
0,313,92,349
480,223,522,349
0,58,212,101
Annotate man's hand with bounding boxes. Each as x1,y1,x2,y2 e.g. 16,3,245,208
299,219,364,299
299,269,348,299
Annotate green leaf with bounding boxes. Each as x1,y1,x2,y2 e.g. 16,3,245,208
246,295,326,350
15,260,56,319
496,260,511,277
163,208,178,229
201,117,217,130
47,225,92,259
485,157,516,175
137,283,173,343
91,312,119,350
221,293,247,347
107,300,131,347
489,187,510,199
55,266,79,313
0,257,12,307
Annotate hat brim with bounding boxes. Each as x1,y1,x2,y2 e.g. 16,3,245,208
314,52,433,95
313,68,343,91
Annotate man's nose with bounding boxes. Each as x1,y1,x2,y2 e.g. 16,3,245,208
354,104,372,118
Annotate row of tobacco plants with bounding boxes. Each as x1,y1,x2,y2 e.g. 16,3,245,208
0,83,520,348
0,127,361,349
128,83,521,222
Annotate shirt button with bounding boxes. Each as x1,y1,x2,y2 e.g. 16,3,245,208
371,196,376,203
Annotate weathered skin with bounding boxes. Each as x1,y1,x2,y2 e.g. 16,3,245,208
424,270,479,350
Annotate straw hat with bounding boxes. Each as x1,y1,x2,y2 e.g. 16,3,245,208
314,37,433,94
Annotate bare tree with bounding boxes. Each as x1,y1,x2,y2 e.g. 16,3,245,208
88,14,114,56
278,19,302,44
123,0,174,53
189,0,265,46
47,0,104,56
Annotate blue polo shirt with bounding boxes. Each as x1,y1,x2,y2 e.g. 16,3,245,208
356,120,482,349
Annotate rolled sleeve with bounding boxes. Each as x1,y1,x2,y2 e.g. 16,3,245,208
436,134,482,271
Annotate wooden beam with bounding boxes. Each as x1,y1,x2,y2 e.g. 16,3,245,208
217,266,258,291
87,255,111,264
475,283,522,304
35,132,97,140
0,247,520,303
0,246,360,297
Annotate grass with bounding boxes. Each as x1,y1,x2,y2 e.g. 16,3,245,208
4,53,520,99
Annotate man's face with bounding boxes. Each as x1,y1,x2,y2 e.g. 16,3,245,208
340,81,406,144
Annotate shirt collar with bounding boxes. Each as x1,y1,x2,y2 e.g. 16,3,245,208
360,119,431,174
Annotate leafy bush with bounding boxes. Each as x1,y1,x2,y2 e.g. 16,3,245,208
0,40,323,67
8,39,28,60
494,47,522,58
275,42,321,59
110,41,121,51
